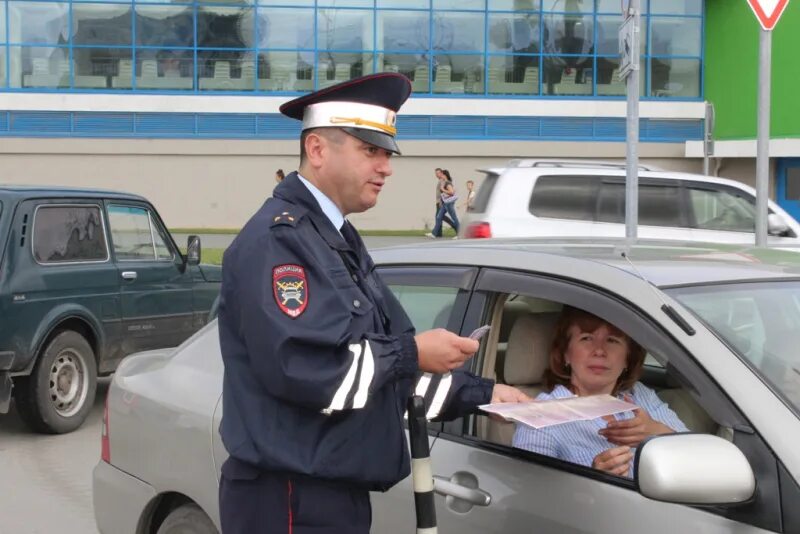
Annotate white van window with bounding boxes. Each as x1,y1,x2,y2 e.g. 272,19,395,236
529,176,597,220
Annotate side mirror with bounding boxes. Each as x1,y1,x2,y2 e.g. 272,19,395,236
768,213,790,236
186,235,201,266
636,434,755,505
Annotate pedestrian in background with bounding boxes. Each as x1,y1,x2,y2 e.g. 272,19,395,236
217,73,529,534
430,169,460,239
462,179,476,213
275,168,285,184
429,167,456,237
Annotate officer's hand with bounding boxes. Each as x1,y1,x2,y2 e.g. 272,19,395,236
415,329,478,374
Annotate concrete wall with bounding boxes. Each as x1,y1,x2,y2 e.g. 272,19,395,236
0,137,702,230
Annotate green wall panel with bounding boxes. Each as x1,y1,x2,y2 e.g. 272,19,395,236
705,0,800,140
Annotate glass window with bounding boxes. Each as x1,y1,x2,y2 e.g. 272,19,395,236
378,0,429,7
0,5,7,43
378,53,429,92
488,13,540,54
650,17,701,57
489,0,539,10
109,205,170,261
318,9,373,51
787,168,800,201
529,176,598,221
72,4,132,46
33,205,108,263
386,285,460,330
73,47,130,90
199,51,256,92
0,47,6,87
487,55,539,96
596,15,645,55
688,187,755,233
432,54,483,94
257,0,313,4
650,57,700,98
318,52,374,88
543,12,594,56
134,49,194,90
11,46,71,89
8,2,69,45
318,0,373,6
433,12,485,52
650,0,702,16
135,5,194,47
434,0,484,9
638,183,683,227
258,50,313,91
596,181,624,223
197,6,253,49
668,281,799,415
378,10,430,52
256,8,314,50
594,56,644,96
543,58,591,95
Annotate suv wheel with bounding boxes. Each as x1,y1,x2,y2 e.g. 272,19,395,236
157,504,218,534
15,330,97,434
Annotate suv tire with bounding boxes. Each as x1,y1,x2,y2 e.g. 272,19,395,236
15,330,97,434
157,504,218,534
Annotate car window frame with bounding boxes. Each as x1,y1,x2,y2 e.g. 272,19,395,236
378,265,479,435
439,267,783,531
31,201,111,265
106,201,177,263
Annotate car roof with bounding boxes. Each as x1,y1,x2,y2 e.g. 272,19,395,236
371,238,800,288
0,185,147,202
477,160,756,193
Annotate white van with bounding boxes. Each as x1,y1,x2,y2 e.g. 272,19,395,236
461,159,800,244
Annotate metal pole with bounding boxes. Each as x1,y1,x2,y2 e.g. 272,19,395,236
625,0,640,241
755,28,771,247
407,395,437,534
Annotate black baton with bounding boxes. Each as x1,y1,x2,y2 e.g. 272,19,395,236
407,395,437,534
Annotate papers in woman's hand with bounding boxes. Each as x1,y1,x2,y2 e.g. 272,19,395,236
480,394,638,429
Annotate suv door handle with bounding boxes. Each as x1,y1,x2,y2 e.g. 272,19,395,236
121,271,138,281
433,474,491,506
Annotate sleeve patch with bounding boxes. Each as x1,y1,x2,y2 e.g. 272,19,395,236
273,264,308,318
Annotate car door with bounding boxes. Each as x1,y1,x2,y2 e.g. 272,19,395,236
369,265,478,529
423,268,783,533
106,201,195,354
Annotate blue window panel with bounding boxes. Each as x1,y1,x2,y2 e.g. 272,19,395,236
0,112,8,132
197,114,257,136
396,115,430,137
593,118,626,139
10,112,71,133
644,119,702,141
73,113,134,135
541,117,593,138
486,116,541,138
257,115,302,138
431,116,484,138
136,113,196,135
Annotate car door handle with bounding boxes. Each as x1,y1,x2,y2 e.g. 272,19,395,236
433,475,491,506
121,271,138,281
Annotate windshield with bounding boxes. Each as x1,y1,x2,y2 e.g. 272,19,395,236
668,281,800,415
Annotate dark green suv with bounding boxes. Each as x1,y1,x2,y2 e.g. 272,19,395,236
0,186,220,433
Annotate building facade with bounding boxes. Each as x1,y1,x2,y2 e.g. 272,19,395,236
0,0,778,230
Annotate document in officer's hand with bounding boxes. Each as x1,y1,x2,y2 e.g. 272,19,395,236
479,394,638,429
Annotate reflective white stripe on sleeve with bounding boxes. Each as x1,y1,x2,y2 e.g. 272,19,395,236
322,342,364,414
415,374,432,397
426,373,452,420
351,341,375,409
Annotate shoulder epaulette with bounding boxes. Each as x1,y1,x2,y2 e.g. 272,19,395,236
270,209,305,228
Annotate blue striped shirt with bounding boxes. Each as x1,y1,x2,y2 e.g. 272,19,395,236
512,383,688,476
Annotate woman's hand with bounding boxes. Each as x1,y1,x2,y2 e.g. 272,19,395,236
592,446,633,477
599,399,674,448
487,384,532,422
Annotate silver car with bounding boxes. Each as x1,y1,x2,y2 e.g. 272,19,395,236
93,239,800,534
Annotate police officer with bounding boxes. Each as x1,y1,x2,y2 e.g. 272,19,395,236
218,73,529,534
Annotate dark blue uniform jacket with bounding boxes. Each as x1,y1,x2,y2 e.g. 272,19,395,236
218,173,494,491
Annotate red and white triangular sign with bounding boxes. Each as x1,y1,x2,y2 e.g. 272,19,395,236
747,0,790,31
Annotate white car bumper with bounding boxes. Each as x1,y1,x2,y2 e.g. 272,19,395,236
93,461,157,534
